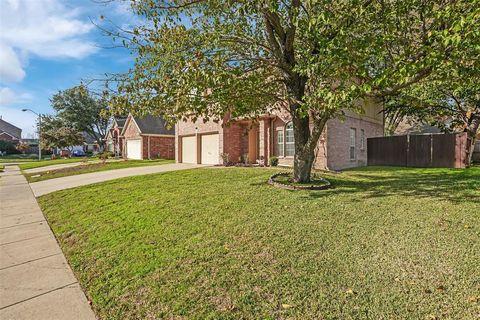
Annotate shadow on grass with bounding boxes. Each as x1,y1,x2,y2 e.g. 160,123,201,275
304,167,480,204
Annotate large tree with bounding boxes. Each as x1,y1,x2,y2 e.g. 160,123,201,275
51,84,109,149
40,116,85,152
110,0,478,182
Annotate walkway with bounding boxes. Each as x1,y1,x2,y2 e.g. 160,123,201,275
0,166,96,320
30,163,206,197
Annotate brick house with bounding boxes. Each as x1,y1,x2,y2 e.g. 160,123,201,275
121,114,175,160
0,118,22,142
176,98,384,170
105,116,127,157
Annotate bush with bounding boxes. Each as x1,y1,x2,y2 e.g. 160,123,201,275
220,153,230,165
269,156,279,167
0,140,20,154
96,151,114,160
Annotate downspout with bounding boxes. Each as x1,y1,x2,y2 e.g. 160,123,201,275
323,125,330,171
148,135,151,160
270,116,276,160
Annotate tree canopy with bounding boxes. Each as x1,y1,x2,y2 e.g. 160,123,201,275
51,84,109,148
109,0,479,180
40,115,85,151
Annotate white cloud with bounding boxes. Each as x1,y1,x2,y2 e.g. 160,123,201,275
0,87,17,105
0,86,33,106
0,45,26,83
0,0,98,60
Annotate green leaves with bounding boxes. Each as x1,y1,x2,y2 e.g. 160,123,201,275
112,0,478,139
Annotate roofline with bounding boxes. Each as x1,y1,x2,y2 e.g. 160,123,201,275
120,114,142,136
140,133,175,138
0,119,22,132
0,131,20,139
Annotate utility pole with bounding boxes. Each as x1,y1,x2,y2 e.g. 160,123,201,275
22,109,42,160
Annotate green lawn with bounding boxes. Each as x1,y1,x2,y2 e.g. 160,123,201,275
25,159,174,182
39,167,480,319
0,158,37,163
18,157,94,170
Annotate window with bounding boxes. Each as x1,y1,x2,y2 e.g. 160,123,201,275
360,129,365,150
285,122,295,157
276,129,284,157
350,128,356,160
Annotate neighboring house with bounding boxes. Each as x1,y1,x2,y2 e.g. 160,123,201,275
395,118,442,135
105,116,127,157
20,138,39,154
68,132,100,154
176,98,384,170
121,114,175,160
0,117,22,142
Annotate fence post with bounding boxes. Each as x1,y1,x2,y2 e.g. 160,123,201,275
430,134,433,166
406,134,410,167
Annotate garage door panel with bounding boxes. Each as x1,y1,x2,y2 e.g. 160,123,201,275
201,134,219,165
126,139,142,160
181,136,197,164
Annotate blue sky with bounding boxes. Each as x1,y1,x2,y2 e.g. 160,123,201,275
0,0,137,137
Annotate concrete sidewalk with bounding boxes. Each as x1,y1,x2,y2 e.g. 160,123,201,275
0,166,96,320
30,163,206,197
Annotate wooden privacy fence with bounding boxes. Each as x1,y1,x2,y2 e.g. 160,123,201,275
367,133,468,168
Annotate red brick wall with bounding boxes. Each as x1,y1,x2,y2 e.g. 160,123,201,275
222,123,244,163
142,136,175,159
326,116,383,170
123,119,141,139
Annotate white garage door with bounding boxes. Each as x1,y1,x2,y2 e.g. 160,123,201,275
126,139,142,160
201,134,220,165
181,136,197,163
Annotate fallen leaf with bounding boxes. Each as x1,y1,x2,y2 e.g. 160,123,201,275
282,304,293,309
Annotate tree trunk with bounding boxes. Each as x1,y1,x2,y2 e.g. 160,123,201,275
284,74,330,183
465,112,480,166
292,110,329,183
292,115,315,182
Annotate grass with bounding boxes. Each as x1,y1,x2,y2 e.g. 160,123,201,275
0,158,37,163
18,157,94,170
273,173,330,187
25,159,174,182
39,166,480,319
0,153,52,161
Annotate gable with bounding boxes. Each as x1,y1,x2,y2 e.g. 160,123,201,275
122,116,142,138
0,119,22,139
0,131,20,141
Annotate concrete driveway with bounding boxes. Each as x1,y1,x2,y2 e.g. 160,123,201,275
30,163,207,197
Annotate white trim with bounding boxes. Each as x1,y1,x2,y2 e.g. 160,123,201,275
349,127,357,160
120,114,142,137
140,133,175,138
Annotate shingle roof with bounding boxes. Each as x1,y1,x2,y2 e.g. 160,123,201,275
0,118,22,139
114,116,127,129
133,115,175,135
82,132,99,144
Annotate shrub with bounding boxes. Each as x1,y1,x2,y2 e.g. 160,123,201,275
220,153,230,165
269,156,279,167
0,140,20,154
